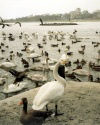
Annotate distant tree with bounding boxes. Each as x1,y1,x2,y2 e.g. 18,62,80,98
82,10,90,19
5,8,100,22
93,10,100,19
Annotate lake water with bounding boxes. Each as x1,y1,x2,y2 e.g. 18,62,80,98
0,22,100,100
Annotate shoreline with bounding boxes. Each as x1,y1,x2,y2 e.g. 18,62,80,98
6,20,100,23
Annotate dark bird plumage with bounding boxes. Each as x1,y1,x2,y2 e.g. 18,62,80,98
9,69,29,84
58,65,65,79
40,18,43,25
19,98,52,125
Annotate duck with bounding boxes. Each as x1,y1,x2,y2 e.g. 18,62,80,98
51,43,58,47
80,59,86,66
67,52,73,56
32,54,69,116
19,97,52,125
37,43,43,49
78,49,84,55
21,58,29,68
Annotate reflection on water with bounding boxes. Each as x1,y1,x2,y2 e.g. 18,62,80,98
0,22,100,100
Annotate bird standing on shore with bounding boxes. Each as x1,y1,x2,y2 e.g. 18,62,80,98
32,54,69,116
19,98,52,125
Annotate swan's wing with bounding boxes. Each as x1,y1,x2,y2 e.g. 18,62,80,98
32,81,64,110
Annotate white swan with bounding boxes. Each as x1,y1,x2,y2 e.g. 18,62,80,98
32,54,69,115
27,53,41,59
3,75,28,94
3,82,28,94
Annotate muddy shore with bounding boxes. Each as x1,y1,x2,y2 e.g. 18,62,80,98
0,81,100,125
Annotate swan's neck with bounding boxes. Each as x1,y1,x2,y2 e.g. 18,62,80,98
53,62,66,87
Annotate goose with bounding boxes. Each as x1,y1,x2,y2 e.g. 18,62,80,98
19,97,52,125
32,54,69,116
21,58,29,68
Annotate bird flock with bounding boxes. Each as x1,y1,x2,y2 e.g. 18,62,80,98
0,19,100,124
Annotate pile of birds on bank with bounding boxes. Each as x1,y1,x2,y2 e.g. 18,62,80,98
0,22,99,96
0,19,100,124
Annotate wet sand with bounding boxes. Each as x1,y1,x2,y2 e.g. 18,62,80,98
0,81,100,125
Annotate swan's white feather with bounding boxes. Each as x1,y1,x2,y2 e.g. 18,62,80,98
3,82,27,94
32,81,64,110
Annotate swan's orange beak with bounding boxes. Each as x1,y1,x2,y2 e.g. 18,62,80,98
18,101,23,106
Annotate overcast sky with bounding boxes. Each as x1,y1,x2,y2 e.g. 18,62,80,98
0,0,100,19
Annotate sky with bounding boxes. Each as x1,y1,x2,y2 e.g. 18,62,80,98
0,0,100,19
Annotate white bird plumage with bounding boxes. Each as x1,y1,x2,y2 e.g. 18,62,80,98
0,62,16,70
32,54,69,114
3,82,28,94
